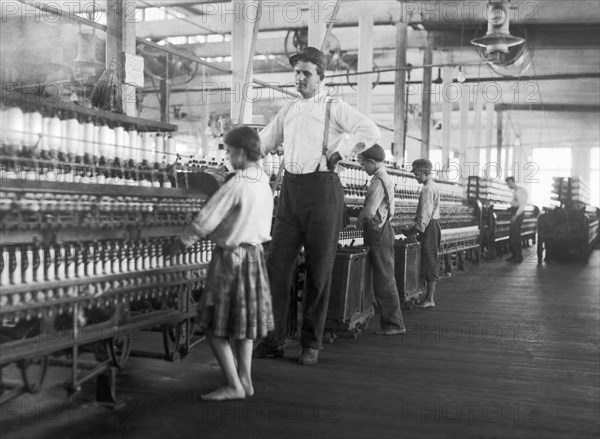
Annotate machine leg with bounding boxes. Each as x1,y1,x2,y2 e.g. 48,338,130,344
444,255,452,276
96,367,124,408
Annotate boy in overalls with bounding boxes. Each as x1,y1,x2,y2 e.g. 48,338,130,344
357,144,406,335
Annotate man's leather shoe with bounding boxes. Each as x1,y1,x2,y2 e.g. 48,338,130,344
252,342,284,359
298,348,319,365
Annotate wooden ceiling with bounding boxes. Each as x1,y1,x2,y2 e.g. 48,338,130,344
2,1,599,153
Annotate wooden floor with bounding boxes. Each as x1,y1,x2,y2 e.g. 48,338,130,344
3,248,599,439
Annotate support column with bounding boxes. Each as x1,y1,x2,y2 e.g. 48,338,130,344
200,65,208,157
504,131,513,178
497,110,504,179
106,0,136,116
393,20,408,161
441,52,452,172
485,102,495,176
521,143,534,198
231,0,255,124
357,8,374,117
160,55,170,123
308,1,331,48
470,86,484,175
420,34,433,160
459,83,470,180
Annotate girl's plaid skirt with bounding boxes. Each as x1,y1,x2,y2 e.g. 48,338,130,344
196,243,274,340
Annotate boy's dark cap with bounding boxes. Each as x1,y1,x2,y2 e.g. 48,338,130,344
411,158,433,172
359,143,386,162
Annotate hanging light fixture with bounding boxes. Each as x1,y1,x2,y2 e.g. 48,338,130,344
471,2,525,64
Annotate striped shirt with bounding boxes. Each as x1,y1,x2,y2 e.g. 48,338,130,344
181,167,273,248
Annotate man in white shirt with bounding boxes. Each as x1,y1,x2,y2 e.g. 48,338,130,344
505,176,528,263
256,47,380,365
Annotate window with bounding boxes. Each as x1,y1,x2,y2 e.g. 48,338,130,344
164,36,188,45
530,147,572,208
188,35,206,44
143,7,167,21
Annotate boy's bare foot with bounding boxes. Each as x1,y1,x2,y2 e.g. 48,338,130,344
417,300,435,308
374,328,406,335
239,376,254,397
200,385,245,401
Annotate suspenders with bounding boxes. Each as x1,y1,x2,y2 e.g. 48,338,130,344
375,176,393,223
271,97,334,193
316,98,334,172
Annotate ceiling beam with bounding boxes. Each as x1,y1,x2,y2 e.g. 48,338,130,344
135,0,600,40
5,0,230,13
165,25,600,60
495,103,600,112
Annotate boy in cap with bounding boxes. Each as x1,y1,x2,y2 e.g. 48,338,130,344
256,47,380,364
356,144,406,335
403,158,441,308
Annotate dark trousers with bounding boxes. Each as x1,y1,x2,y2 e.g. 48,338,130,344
509,208,525,262
421,219,441,282
363,221,405,331
266,171,344,350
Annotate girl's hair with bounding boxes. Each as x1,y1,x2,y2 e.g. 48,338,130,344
224,126,262,161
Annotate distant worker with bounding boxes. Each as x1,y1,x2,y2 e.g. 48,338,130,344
505,176,528,263
402,159,441,308
356,143,406,335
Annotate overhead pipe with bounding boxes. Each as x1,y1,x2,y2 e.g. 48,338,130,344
142,71,600,95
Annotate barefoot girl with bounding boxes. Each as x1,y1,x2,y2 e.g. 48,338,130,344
167,125,274,401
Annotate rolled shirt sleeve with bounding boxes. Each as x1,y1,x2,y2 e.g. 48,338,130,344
331,99,380,159
258,104,288,156
180,181,238,247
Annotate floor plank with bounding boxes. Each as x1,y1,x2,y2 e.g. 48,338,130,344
2,248,599,439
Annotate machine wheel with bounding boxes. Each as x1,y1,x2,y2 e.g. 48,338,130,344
107,335,132,369
162,323,182,361
18,356,48,394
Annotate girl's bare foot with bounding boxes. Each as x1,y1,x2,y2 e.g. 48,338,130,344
417,300,435,308
374,328,406,335
239,376,254,397
200,385,245,401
